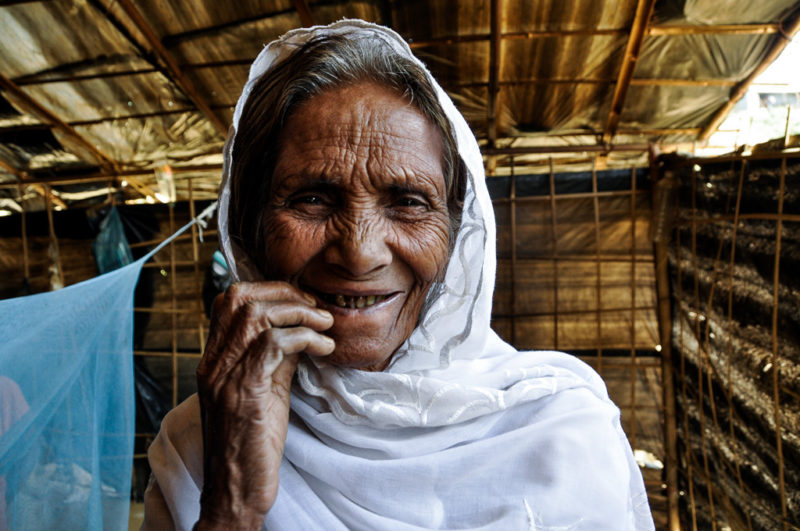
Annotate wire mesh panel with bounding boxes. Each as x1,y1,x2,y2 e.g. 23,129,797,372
667,154,799,530
491,161,671,529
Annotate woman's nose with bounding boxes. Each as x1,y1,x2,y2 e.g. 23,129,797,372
324,216,392,278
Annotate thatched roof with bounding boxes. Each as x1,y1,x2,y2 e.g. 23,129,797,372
0,0,798,209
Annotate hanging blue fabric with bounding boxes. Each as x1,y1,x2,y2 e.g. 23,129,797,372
92,206,134,274
0,201,217,530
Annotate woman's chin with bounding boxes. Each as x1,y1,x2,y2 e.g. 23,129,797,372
323,338,397,372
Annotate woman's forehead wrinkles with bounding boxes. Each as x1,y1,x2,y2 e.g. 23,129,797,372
280,130,442,182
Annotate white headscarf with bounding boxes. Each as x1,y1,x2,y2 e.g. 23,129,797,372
146,20,654,531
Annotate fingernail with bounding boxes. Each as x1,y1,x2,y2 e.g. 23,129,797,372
324,336,335,348
304,293,316,305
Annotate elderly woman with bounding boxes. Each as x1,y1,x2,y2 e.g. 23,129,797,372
144,20,654,530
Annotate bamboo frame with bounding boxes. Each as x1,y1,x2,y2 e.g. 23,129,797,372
591,158,603,375
548,158,559,349
628,168,639,451
699,9,800,140
17,184,30,280
724,159,753,530
602,0,657,143
655,239,679,530
168,206,178,407
487,0,502,147
771,158,787,530
43,184,64,288
668,152,798,529
189,180,202,351
406,24,780,49
291,0,314,27
509,157,517,344
114,0,227,136
0,71,118,172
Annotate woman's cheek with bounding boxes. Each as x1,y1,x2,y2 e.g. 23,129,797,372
261,212,319,278
395,215,450,282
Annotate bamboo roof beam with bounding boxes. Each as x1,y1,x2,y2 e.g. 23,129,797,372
291,0,314,27
457,77,735,89
408,23,780,49
699,9,800,141
483,144,650,155
602,0,657,144
0,159,69,209
114,0,228,136
0,158,30,181
0,70,119,172
648,23,780,36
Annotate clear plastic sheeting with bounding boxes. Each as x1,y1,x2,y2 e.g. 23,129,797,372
0,258,143,529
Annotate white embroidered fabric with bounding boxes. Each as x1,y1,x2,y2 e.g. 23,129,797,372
147,19,655,531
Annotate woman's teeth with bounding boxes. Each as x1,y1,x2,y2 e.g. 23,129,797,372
331,294,387,309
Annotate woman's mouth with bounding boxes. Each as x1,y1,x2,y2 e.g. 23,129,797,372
315,292,390,309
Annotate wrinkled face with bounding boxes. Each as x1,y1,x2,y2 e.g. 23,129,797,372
262,81,451,371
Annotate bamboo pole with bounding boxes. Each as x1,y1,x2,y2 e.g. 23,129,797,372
602,0,658,143
115,0,227,136
406,24,779,49
592,158,603,374
628,167,638,451
0,73,118,172
771,158,787,530
44,184,64,289
18,184,29,280
189,179,206,351
290,0,313,27
724,160,753,529
487,0,503,147
654,237,680,530
169,206,178,408
690,166,717,527
699,9,800,140
130,230,219,249
492,304,656,319
698,163,739,523
675,192,699,530
548,158,559,349
491,188,648,204
510,157,517,345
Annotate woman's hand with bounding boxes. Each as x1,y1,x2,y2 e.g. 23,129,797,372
194,282,334,530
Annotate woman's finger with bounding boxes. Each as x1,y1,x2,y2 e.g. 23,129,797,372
211,281,315,332
242,301,333,331
251,327,336,363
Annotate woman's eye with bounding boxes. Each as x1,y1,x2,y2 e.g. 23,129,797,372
397,196,426,208
291,194,325,206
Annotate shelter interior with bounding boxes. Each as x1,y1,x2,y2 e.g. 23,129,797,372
0,1,798,530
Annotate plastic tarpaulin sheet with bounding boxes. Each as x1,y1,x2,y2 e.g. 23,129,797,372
0,258,144,529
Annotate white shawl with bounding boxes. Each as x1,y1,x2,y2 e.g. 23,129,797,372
145,20,654,531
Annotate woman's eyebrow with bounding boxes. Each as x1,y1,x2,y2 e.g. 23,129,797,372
387,183,432,196
276,174,341,190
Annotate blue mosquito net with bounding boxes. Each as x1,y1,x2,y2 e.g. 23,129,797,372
0,203,214,529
